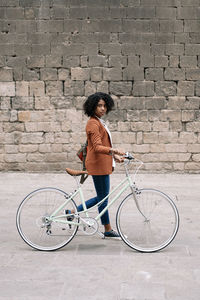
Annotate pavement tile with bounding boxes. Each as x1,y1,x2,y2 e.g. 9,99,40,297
0,172,200,300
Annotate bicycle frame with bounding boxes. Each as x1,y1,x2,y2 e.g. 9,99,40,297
16,153,180,252
49,158,144,226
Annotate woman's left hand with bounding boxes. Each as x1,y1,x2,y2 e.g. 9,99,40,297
114,154,124,163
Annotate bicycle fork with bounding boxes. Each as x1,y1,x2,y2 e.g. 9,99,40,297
124,163,149,221
130,184,149,222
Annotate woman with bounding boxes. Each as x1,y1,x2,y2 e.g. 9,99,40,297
68,92,125,238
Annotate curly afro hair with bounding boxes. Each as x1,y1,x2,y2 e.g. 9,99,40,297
83,92,114,117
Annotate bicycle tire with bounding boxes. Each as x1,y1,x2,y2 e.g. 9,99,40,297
16,187,78,251
116,188,179,253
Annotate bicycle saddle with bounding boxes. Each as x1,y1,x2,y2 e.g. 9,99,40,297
66,168,88,177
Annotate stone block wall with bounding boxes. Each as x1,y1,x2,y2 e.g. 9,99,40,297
0,0,200,172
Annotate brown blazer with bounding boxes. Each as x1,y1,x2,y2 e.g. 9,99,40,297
85,117,113,175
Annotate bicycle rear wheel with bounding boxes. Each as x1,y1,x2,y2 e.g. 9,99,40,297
116,189,179,252
16,187,78,251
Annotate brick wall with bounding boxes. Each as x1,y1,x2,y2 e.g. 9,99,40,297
0,0,200,173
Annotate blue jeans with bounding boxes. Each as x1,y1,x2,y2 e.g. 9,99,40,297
77,175,110,225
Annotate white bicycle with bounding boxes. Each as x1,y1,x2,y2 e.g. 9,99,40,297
16,153,179,252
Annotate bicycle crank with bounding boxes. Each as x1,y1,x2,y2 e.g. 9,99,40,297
79,217,99,235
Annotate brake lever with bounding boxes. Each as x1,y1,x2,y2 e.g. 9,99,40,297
124,152,134,160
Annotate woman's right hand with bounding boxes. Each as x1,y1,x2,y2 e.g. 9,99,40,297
113,154,124,163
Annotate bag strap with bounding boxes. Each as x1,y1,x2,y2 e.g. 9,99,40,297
80,140,88,184
80,173,88,184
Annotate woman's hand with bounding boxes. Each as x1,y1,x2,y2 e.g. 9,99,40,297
110,148,125,156
113,154,124,163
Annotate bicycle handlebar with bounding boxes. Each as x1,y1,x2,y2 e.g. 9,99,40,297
124,152,134,160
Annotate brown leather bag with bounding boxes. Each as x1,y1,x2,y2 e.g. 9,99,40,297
76,140,88,184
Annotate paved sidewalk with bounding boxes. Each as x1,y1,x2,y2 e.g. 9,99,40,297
0,171,200,300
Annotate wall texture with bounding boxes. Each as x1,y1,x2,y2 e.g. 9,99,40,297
0,0,200,173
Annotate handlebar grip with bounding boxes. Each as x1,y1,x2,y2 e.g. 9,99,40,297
124,152,134,160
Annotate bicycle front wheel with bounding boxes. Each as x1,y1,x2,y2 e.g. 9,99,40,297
116,189,179,253
16,187,78,251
